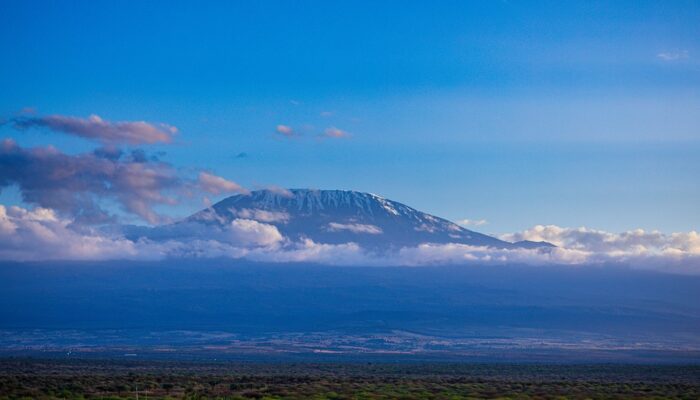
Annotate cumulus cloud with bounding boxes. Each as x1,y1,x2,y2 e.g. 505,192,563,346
0,205,151,261
0,139,184,224
275,125,294,137
0,205,287,261
0,140,250,224
245,239,366,265
321,127,350,138
327,222,383,234
500,225,700,256
10,114,177,145
228,218,284,247
198,172,248,196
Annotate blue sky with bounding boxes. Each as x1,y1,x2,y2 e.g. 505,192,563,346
1,0,698,233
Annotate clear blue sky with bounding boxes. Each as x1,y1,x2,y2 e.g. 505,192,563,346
1,0,698,233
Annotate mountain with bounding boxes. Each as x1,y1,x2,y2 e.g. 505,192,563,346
181,189,549,250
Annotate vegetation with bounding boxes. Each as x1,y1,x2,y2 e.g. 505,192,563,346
1,359,699,399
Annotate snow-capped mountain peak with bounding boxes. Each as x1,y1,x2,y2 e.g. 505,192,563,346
183,189,543,250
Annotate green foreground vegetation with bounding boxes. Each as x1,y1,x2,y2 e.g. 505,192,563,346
1,359,699,399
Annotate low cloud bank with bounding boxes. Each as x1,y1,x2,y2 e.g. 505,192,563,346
0,205,148,261
1,204,698,274
501,225,700,258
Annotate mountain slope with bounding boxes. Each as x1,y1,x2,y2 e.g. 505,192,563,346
185,189,542,250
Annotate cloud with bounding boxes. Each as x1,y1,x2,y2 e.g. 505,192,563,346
258,185,294,198
0,205,151,261
0,139,184,224
273,124,350,141
198,172,248,196
327,222,383,234
235,208,290,223
457,218,488,227
127,223,700,273
0,205,288,261
0,212,556,265
657,50,689,61
0,139,250,225
228,218,284,247
393,243,589,266
1,201,699,274
500,225,700,255
244,239,367,265
321,127,350,138
275,124,295,137
10,114,177,145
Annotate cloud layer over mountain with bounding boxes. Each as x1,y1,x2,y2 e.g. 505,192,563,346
1,203,698,273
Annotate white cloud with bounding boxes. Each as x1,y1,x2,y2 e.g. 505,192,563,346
198,172,249,196
657,50,689,61
0,205,150,261
457,219,488,227
498,225,700,273
327,222,383,234
235,208,290,223
500,224,700,256
393,243,589,266
244,238,367,265
257,185,294,198
2,207,699,274
228,218,284,247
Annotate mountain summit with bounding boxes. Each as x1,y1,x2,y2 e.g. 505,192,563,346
186,189,549,250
